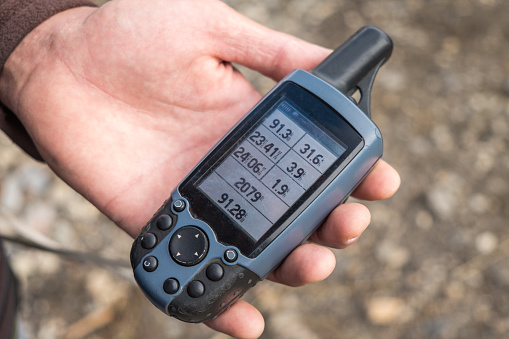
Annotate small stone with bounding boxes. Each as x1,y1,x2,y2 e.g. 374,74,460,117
375,241,411,269
426,186,456,219
18,163,52,196
475,231,498,254
469,194,492,214
366,297,407,325
24,202,57,234
1,173,24,213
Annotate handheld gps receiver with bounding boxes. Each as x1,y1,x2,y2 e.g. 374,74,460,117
131,26,393,323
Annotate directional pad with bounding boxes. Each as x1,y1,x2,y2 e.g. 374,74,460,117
169,226,209,266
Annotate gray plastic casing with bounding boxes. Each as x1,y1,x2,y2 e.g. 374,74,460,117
133,69,383,315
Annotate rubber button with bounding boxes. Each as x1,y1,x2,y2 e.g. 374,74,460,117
163,278,180,294
188,280,205,298
224,249,238,263
173,200,186,212
206,263,224,282
157,214,173,231
169,226,208,266
142,256,158,272
141,233,157,249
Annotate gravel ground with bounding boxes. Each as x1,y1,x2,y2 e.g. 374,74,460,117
2,0,509,338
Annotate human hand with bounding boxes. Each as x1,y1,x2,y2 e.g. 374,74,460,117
0,0,400,337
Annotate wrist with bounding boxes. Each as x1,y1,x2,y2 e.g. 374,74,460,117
0,6,96,116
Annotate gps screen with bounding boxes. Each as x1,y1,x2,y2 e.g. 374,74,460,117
197,99,346,241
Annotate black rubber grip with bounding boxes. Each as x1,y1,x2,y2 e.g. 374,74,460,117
167,259,260,323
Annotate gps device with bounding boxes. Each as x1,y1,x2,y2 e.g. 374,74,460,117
131,26,393,323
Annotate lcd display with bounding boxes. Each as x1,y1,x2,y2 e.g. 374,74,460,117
198,99,346,241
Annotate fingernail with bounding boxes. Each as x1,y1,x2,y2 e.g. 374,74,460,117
345,236,359,245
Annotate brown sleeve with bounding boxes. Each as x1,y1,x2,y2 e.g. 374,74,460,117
0,0,98,161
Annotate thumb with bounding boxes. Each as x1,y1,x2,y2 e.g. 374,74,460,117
210,3,331,81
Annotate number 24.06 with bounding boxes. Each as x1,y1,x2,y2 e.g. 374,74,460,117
233,147,265,174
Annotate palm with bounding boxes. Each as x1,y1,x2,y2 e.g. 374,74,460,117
22,1,265,236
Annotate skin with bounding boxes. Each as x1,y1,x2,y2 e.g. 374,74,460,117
0,0,400,337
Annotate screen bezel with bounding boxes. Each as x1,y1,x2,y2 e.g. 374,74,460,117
179,82,364,258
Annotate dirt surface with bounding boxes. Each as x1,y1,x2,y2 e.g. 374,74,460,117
2,0,509,338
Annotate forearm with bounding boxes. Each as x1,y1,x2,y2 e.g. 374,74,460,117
0,0,97,159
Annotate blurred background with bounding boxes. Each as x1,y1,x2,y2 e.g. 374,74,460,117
2,0,509,338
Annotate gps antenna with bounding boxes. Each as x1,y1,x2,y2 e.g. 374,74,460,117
311,26,393,118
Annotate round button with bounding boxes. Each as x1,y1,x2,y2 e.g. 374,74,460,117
156,214,173,231
163,278,180,294
141,233,157,249
224,249,238,263
169,226,208,266
142,256,158,272
187,280,205,298
173,200,186,212
206,263,224,282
